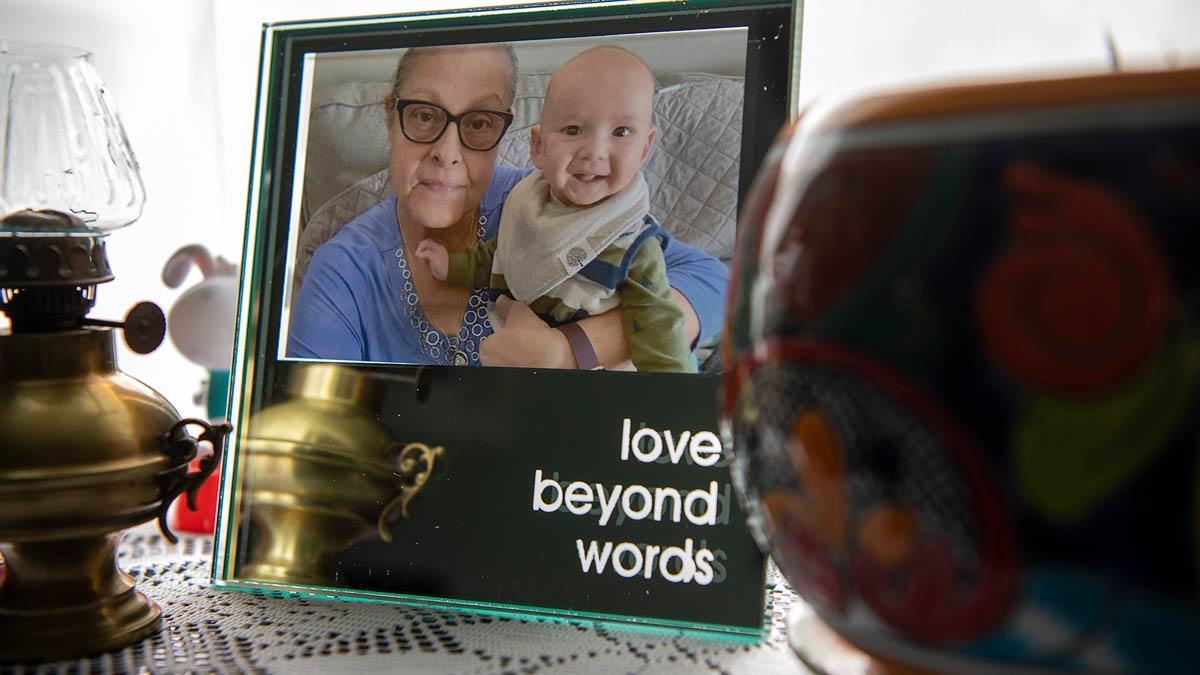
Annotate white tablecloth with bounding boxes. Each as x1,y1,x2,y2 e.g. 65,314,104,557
1,525,816,674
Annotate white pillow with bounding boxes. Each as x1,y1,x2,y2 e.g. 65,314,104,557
301,80,391,221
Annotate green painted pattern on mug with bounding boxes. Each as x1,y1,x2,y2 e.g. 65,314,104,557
818,147,971,376
1015,325,1200,524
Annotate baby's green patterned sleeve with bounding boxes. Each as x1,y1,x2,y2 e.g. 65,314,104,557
446,237,499,289
620,240,697,373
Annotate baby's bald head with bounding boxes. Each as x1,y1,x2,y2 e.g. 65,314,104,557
543,46,655,122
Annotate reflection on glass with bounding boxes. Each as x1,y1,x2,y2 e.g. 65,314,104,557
235,363,441,587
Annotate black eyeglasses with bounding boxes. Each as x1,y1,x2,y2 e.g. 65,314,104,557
394,99,514,151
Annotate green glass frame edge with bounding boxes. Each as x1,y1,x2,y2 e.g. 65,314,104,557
212,17,277,590
211,573,772,641
263,0,791,33
791,0,804,118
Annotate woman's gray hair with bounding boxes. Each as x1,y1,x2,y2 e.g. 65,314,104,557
390,43,519,108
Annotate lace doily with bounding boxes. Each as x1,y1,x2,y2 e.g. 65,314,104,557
0,525,811,674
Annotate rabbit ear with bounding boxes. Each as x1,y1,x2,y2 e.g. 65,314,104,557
162,244,214,287
213,254,239,277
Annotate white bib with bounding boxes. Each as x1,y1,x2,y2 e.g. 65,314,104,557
492,171,649,302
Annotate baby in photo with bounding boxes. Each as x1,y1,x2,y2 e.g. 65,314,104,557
416,45,694,372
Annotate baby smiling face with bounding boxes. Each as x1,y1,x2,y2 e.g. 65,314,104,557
530,47,657,207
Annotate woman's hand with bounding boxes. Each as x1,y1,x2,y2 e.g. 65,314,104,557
413,239,450,280
479,296,574,368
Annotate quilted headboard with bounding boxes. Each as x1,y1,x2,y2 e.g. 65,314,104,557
297,72,744,289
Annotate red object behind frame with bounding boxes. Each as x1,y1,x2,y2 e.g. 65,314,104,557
172,459,220,534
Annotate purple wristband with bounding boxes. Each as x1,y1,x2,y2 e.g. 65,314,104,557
558,322,603,371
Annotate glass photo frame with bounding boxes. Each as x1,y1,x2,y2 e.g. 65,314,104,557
214,0,796,636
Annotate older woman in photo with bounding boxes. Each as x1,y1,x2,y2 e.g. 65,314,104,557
287,43,727,368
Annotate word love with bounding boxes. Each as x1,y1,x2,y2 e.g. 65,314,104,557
620,418,723,467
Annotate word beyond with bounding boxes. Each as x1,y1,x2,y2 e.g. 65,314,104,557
532,470,718,526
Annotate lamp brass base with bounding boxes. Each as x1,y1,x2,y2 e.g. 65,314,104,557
0,327,229,662
0,534,161,661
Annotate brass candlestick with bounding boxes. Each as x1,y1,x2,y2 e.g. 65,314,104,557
236,363,441,587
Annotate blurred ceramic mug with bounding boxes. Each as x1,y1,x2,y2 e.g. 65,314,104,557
722,68,1200,674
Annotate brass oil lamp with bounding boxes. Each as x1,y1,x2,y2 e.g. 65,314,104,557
0,41,230,661
236,363,441,587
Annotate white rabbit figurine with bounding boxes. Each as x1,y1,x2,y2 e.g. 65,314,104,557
162,244,238,416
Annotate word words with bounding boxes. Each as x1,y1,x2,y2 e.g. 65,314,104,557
576,538,716,585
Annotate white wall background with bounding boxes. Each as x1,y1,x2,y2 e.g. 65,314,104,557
797,0,1200,109
2,0,1198,420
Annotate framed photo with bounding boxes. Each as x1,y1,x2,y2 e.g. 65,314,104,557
215,0,795,636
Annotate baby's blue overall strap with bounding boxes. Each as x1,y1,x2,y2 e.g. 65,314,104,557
484,217,671,326
575,216,671,291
